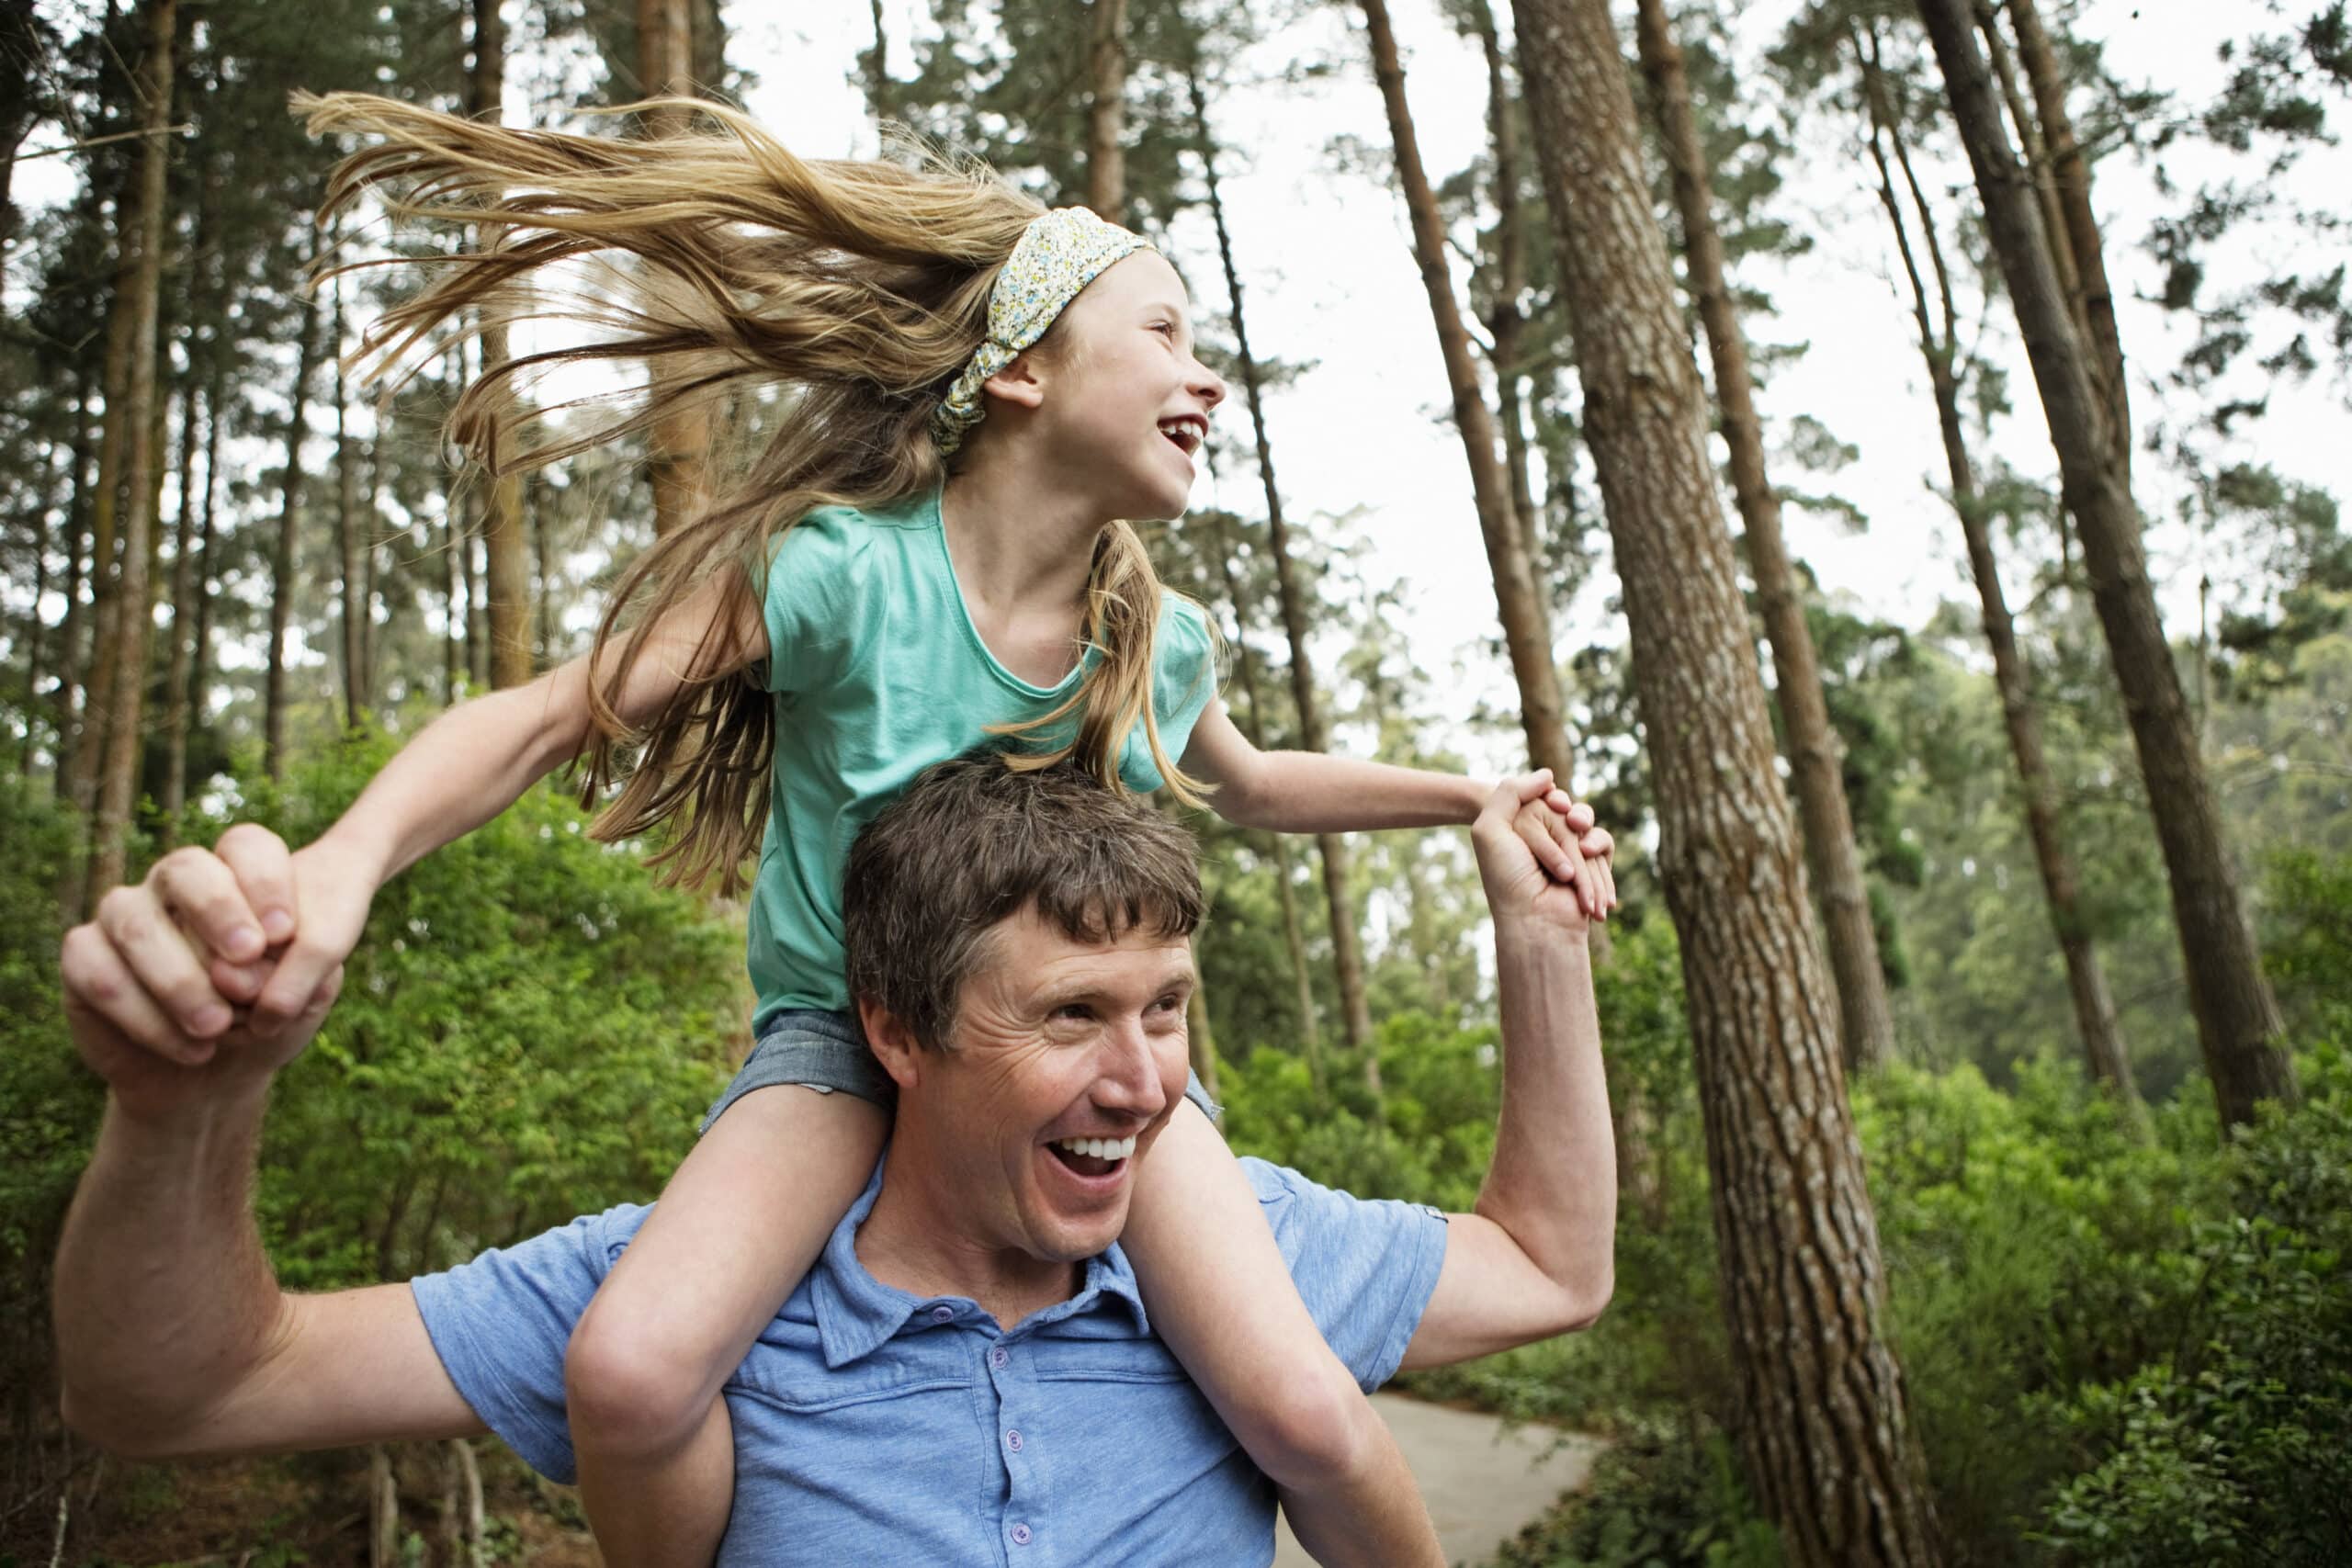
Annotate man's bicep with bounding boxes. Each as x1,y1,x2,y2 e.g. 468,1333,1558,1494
186,1285,486,1457
1396,1213,1589,1371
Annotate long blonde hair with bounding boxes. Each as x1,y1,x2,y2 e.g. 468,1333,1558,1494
302,92,1204,894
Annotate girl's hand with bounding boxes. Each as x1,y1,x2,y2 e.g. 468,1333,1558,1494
1511,785,1619,922
1474,773,1615,937
237,837,382,1022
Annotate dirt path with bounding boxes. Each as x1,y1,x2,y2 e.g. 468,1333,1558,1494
1271,1393,1604,1567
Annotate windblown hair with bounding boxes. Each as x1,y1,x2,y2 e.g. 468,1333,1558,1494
843,750,1203,1052
300,92,1204,894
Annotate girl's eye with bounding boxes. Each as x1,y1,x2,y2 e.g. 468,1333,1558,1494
1151,321,1178,337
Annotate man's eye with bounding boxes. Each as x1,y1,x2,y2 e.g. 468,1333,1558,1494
1053,1003,1092,1021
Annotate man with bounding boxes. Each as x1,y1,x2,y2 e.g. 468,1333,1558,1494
55,754,1618,1563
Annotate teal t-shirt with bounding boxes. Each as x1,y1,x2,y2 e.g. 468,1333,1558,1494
746,488,1219,1027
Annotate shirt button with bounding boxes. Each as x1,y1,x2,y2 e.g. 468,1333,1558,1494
990,1347,1010,1370
1011,1524,1033,1546
930,1303,955,1323
1005,1428,1023,1451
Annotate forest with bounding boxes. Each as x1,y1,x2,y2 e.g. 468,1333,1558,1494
2,0,2348,1562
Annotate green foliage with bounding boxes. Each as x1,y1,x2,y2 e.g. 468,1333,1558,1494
1488,1426,1782,1568
222,733,743,1285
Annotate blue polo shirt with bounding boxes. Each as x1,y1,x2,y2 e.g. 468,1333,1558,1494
412,1156,1449,1565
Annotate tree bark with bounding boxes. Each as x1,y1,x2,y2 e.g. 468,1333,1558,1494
1360,0,1573,788
1634,0,1894,1076
1857,32,2138,1111
266,268,323,781
333,271,367,728
88,0,179,897
467,0,532,689
2003,0,2128,477
158,368,201,840
47,370,98,779
1185,62,1374,1064
1186,933,1221,1100
1914,0,2294,1129
1470,0,1544,567
61,184,147,821
1973,1,2080,322
636,0,711,538
1208,509,1324,1083
1086,0,1130,217
1513,0,1941,1560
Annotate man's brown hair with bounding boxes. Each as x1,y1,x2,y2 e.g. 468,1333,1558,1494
843,751,1203,1052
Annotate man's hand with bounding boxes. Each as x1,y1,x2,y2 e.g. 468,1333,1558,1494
61,825,344,1124
1476,773,1616,936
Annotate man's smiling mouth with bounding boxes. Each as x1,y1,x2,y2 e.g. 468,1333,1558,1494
1046,1134,1137,1178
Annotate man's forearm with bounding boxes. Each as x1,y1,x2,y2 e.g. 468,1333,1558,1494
54,1090,290,1452
1476,927,1614,1311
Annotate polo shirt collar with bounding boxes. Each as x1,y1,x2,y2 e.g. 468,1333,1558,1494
810,1149,1152,1370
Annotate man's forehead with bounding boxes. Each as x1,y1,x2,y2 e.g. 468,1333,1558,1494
985,906,1194,989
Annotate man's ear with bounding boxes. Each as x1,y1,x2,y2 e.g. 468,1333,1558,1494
980,350,1047,413
858,998,927,1093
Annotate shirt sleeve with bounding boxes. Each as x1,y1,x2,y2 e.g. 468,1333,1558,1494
1240,1158,1449,1392
409,1204,651,1483
751,511,869,696
1124,594,1220,793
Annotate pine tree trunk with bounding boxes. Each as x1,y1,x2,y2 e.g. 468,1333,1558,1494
1857,33,2138,1110
467,0,532,689
62,191,146,821
1185,62,1374,1063
1086,0,1129,217
636,0,710,539
88,0,179,896
47,371,97,779
1360,0,1573,786
1914,0,2294,1129
1634,0,1894,1075
1973,2,2080,319
1513,0,1941,1559
158,371,201,840
1208,509,1324,1081
1186,933,1221,1100
1471,0,1544,568
2003,0,2128,476
266,273,322,781
334,274,366,729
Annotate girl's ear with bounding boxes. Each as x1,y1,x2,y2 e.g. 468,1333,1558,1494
981,350,1048,412
858,997,927,1092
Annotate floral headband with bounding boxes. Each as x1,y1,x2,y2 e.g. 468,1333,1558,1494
930,207,1154,457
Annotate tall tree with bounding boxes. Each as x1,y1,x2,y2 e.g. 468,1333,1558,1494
1634,0,1894,1075
466,0,529,690
1913,0,2298,1130
1186,58,1376,1064
1205,507,1324,1085
1464,0,1543,566
1358,0,1574,788
87,0,180,896
636,0,711,539
1086,0,1131,217
1512,0,1942,1560
266,258,323,779
1853,24,2137,1107
2000,0,2128,476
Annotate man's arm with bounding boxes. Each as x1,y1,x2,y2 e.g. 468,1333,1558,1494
1399,774,1618,1371
54,839,484,1460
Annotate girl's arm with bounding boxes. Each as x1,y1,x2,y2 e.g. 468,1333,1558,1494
247,575,767,1018
1182,698,1611,914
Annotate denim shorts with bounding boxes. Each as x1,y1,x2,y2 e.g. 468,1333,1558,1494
701,1006,1221,1134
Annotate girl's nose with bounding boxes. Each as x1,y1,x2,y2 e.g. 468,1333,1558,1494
1190,362,1228,411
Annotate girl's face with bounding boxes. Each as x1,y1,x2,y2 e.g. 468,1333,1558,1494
1027,253,1227,521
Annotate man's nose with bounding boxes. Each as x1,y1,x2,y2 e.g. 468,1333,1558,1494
1093,1014,1171,1119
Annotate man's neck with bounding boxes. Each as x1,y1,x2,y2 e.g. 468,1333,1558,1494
854,1148,1084,1331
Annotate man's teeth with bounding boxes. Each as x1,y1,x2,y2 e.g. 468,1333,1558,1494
1054,1134,1137,1162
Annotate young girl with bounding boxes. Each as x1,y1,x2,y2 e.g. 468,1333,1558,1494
269,93,1613,1565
